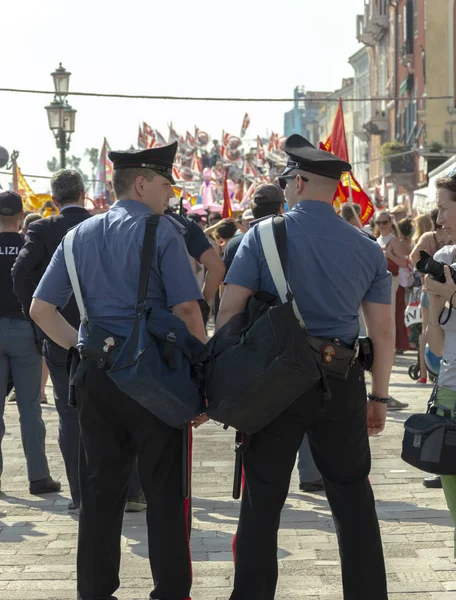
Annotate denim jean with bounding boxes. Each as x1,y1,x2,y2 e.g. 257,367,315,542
0,318,50,482
297,433,321,483
43,341,80,505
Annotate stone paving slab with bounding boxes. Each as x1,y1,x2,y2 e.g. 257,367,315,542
1,353,456,599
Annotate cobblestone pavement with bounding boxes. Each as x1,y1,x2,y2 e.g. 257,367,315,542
1,353,456,599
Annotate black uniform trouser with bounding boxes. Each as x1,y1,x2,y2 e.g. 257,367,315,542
76,360,192,600
42,341,81,506
231,362,388,600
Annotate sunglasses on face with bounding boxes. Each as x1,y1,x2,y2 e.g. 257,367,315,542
376,220,390,225
448,167,456,179
278,174,309,190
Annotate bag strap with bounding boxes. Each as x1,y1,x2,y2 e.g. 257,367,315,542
258,216,306,329
63,228,88,326
125,215,160,362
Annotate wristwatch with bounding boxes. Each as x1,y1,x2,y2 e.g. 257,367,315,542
368,393,389,404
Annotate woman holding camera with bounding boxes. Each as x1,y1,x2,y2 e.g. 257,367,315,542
411,210,450,384
423,174,456,549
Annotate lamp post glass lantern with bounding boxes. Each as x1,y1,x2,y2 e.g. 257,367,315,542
45,99,65,131
51,63,71,98
63,105,76,134
45,63,76,169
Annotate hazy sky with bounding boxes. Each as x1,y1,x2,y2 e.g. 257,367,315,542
0,0,364,192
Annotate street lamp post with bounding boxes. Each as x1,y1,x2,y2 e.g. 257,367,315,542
45,63,77,169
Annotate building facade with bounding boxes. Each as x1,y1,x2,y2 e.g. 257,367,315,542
284,87,330,145
349,47,372,188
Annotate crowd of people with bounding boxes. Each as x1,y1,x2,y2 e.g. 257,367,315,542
1,134,456,600
367,205,451,384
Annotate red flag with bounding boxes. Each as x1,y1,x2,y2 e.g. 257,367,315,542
222,168,232,219
138,126,147,149
168,123,180,143
321,99,374,225
154,130,167,147
235,178,244,202
186,131,195,147
257,136,265,162
94,138,113,206
240,113,250,137
191,153,202,174
143,122,155,148
267,132,279,152
245,161,259,178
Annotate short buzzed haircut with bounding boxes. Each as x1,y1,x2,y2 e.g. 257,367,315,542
251,201,283,220
341,203,361,222
216,219,237,241
51,170,85,206
0,214,21,228
112,168,156,198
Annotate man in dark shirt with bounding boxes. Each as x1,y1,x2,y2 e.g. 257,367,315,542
0,192,60,495
224,186,285,273
13,170,92,511
165,208,226,319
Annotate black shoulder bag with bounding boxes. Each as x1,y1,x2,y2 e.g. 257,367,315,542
204,215,323,434
402,385,456,475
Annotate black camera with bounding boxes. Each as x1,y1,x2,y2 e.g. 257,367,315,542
416,250,456,284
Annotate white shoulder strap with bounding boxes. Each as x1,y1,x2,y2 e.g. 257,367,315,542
63,228,88,325
258,218,306,329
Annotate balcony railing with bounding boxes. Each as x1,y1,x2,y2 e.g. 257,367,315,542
384,152,415,175
356,0,388,46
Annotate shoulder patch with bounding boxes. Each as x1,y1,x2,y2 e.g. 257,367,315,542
163,214,187,235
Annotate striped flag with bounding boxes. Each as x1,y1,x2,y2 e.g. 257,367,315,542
143,122,155,148
240,113,250,137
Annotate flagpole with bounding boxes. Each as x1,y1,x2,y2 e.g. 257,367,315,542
11,151,19,193
102,138,108,207
347,172,363,229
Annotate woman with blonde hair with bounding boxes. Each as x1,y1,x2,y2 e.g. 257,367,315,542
374,210,409,352
412,213,433,248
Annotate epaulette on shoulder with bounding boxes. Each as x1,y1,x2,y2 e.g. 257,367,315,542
163,214,187,235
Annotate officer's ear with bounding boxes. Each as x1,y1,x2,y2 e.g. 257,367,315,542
297,174,307,194
134,175,147,198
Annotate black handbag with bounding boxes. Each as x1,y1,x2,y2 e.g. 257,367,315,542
402,387,456,475
204,215,323,434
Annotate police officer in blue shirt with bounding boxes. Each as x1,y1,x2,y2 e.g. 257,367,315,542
30,142,206,600
217,135,394,600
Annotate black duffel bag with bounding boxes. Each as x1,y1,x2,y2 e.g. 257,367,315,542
203,215,323,434
402,400,456,475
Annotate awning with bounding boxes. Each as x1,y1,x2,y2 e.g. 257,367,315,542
413,187,431,213
400,74,414,96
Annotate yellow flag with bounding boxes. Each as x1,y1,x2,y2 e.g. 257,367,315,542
16,166,58,214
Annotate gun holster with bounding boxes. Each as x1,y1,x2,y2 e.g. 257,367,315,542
67,347,86,409
357,336,374,371
79,325,125,370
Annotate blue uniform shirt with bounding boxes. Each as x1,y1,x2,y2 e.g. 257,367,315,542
34,200,203,343
224,200,391,345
